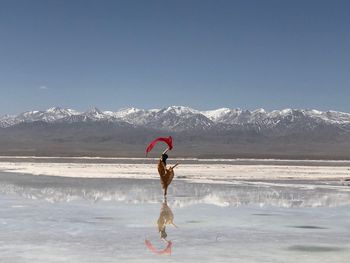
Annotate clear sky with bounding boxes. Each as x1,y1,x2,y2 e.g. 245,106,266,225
0,0,349,115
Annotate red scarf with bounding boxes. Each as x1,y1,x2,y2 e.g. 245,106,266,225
146,136,173,155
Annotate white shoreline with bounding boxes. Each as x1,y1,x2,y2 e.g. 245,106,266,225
0,161,349,181
1,155,350,163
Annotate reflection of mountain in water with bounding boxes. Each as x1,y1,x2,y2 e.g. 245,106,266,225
0,173,349,208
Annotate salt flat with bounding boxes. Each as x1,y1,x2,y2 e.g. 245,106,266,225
0,157,349,181
0,158,349,262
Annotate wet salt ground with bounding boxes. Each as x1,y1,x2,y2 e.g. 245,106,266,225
0,173,350,263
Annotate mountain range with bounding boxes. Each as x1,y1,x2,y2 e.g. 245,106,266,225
2,106,350,132
1,106,350,159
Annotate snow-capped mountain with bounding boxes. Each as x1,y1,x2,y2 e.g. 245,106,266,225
145,106,213,131
1,106,350,133
1,107,81,127
0,115,17,128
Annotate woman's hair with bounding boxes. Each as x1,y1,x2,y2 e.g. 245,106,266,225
161,153,168,165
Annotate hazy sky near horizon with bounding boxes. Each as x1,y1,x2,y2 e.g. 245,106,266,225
0,0,349,115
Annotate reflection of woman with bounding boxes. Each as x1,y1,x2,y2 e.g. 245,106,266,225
157,199,177,240
145,200,177,255
157,148,179,196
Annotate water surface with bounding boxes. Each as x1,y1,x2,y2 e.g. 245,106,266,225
0,172,349,262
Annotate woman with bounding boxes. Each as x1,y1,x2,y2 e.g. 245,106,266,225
157,148,179,196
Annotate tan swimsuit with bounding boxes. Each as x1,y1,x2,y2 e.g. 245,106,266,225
157,160,174,195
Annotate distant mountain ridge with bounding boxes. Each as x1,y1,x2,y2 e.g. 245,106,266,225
2,106,350,133
1,106,350,158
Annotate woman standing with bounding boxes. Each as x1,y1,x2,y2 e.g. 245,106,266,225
157,148,179,196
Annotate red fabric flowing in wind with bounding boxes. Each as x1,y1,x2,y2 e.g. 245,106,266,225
146,136,173,155
145,239,172,255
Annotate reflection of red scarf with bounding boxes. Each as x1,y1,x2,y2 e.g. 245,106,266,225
146,136,173,155
145,239,172,255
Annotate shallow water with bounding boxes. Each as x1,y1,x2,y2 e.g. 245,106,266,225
0,173,349,262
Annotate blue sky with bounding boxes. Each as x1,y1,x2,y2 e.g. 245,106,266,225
0,0,349,115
